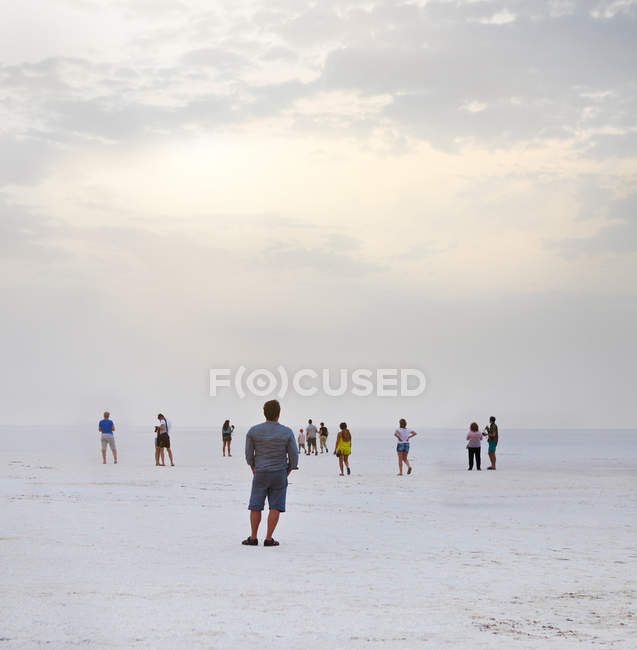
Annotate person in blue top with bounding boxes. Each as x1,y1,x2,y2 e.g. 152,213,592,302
243,400,298,547
98,411,117,464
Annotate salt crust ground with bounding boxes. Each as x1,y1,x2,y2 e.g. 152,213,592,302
2,426,636,649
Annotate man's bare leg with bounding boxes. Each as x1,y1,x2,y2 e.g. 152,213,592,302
166,448,174,466
250,510,262,539
102,449,106,464
112,448,118,464
265,510,280,540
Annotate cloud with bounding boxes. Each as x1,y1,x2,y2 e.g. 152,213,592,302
585,130,637,158
1,0,637,197
0,134,66,185
261,240,383,276
478,10,517,25
324,233,362,251
548,190,637,256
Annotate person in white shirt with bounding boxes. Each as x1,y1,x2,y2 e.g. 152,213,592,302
156,413,174,467
394,418,417,475
297,429,307,454
466,422,483,470
305,419,318,455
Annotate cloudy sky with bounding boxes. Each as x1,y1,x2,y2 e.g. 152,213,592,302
1,0,636,429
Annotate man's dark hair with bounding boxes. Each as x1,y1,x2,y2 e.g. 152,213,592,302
308,419,312,424
490,416,496,423
264,400,281,421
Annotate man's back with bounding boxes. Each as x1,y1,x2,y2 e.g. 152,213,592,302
99,419,114,434
246,421,298,472
306,423,317,438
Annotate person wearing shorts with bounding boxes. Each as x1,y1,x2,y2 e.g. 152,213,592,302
297,429,307,454
394,418,416,475
319,422,329,453
306,419,318,455
156,413,174,466
222,419,235,457
154,426,162,466
98,411,117,464
243,400,298,547
486,416,499,470
334,422,352,475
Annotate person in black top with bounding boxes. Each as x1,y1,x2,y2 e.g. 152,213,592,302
319,422,329,453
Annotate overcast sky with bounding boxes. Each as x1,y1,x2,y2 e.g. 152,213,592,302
1,0,636,429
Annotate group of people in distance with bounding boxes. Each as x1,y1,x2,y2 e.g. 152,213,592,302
99,411,499,477
465,416,499,470
297,419,329,455
97,412,175,466
296,419,352,475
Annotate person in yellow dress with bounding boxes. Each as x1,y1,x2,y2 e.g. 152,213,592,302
334,422,352,476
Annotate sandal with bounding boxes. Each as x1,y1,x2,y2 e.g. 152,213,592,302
263,539,279,547
241,537,258,546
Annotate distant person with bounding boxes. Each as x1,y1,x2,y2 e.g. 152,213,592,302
156,413,174,467
394,418,416,475
154,424,162,465
306,419,318,455
485,416,499,470
466,422,482,470
222,419,235,457
334,422,352,475
243,400,298,547
98,411,117,464
319,422,329,453
297,428,307,454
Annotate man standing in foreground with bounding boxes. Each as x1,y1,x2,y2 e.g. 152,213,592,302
486,416,499,470
98,411,117,464
243,400,299,547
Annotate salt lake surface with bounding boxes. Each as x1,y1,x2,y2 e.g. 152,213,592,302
2,425,636,648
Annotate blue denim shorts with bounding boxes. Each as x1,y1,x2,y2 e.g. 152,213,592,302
249,469,288,512
396,442,410,453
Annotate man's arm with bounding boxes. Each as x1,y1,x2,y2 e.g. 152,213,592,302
245,431,255,472
286,432,299,475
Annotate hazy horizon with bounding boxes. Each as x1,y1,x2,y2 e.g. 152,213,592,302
1,0,636,428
